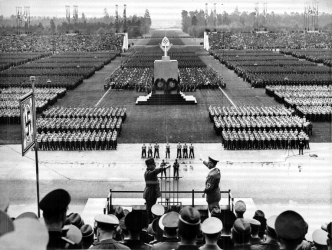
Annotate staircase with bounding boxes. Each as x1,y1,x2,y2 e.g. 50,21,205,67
136,93,197,105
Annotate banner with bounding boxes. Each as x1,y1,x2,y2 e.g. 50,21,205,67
20,92,35,156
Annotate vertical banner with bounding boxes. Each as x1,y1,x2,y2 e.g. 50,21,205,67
20,92,35,156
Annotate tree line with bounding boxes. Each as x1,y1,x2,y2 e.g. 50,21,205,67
0,9,151,38
182,8,332,38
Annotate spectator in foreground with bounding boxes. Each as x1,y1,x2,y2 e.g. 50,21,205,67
252,215,280,250
122,211,150,250
200,217,223,250
175,206,201,250
152,211,180,250
312,229,328,250
80,224,95,249
249,219,263,245
231,218,252,250
91,214,129,249
253,210,267,240
39,188,79,249
234,200,246,218
275,210,307,250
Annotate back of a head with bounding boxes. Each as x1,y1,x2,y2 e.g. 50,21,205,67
231,218,251,245
178,206,201,241
275,210,307,250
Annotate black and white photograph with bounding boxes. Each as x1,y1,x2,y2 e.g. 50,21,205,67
0,0,331,249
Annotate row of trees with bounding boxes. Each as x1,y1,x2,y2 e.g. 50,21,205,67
0,9,152,38
182,8,332,37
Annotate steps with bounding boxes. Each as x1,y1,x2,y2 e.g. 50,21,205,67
136,93,197,105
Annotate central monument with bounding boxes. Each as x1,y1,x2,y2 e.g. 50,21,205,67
136,36,197,105
153,37,179,94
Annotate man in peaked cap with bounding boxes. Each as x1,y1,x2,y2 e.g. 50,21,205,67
143,158,170,224
252,215,280,250
152,211,180,250
253,210,267,240
91,214,129,249
312,229,328,250
275,210,307,250
231,218,252,250
199,156,221,216
121,211,150,250
234,200,246,218
200,217,223,250
39,188,79,249
67,212,84,229
80,224,94,249
248,218,262,245
175,206,201,250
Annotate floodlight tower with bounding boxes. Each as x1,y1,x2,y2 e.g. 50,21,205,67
73,5,78,24
115,4,119,32
16,7,22,34
314,1,318,30
254,3,259,31
123,4,127,31
263,3,267,30
205,3,208,28
214,3,217,28
66,5,70,24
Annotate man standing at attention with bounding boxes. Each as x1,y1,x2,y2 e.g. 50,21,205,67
143,158,170,224
199,156,221,217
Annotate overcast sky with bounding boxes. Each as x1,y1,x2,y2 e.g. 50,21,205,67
0,0,331,21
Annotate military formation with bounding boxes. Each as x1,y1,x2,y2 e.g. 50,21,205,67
221,129,310,150
37,130,118,151
34,106,126,151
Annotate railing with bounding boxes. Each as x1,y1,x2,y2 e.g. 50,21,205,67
104,189,234,215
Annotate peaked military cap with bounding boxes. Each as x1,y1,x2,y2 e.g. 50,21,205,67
94,214,119,225
275,210,306,240
0,210,14,237
266,215,277,235
125,211,144,231
0,193,9,212
151,204,165,216
312,229,328,246
145,158,155,166
208,157,219,165
202,217,223,234
233,218,251,235
39,189,71,212
235,200,246,213
179,206,201,226
161,211,180,230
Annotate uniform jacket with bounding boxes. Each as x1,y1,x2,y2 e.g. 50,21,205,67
151,238,180,250
143,167,163,200
204,168,221,204
251,239,280,250
47,230,79,250
90,239,130,249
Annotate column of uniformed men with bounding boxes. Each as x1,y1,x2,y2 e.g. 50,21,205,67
221,129,310,150
142,143,195,159
36,130,118,151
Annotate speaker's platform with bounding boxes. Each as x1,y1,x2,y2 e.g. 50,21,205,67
81,197,256,227
136,92,197,105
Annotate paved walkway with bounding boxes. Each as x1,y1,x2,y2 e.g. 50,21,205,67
1,142,331,241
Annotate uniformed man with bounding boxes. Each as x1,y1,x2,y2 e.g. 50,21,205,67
152,211,180,250
176,142,182,158
199,156,221,216
165,143,170,159
251,215,279,250
200,217,223,250
142,143,147,158
154,142,160,158
91,214,129,249
175,206,201,250
249,219,262,245
148,144,153,158
160,159,167,178
275,210,307,250
231,219,252,250
39,189,79,249
121,211,150,250
234,200,246,218
299,137,304,155
188,143,194,158
312,229,328,250
183,143,188,158
143,158,170,224
173,159,180,180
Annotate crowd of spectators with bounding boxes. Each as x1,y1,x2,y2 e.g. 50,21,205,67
1,190,331,250
0,34,123,53
209,32,332,50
